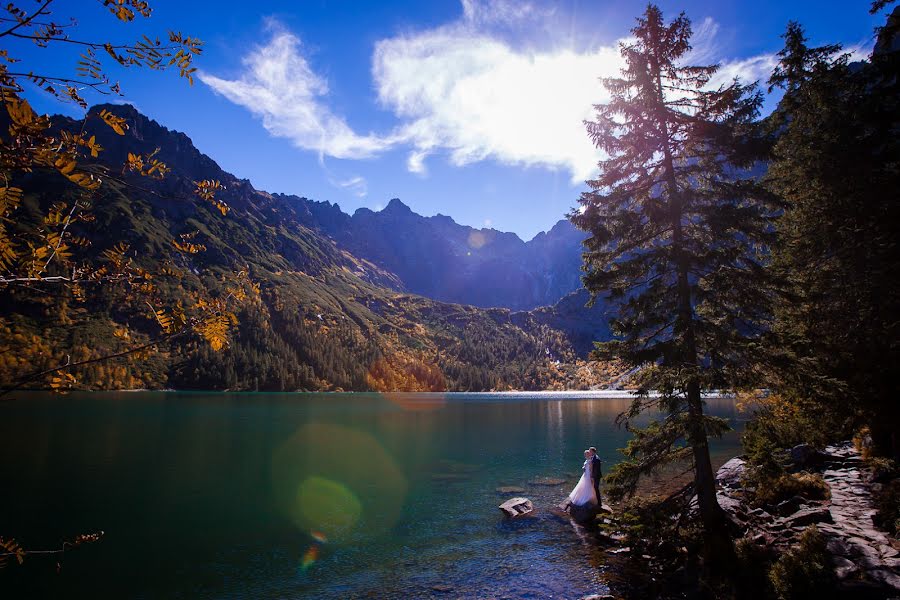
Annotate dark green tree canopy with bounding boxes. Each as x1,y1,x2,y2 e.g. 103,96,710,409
765,16,900,457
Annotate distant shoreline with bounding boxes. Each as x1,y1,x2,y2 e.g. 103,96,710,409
9,389,739,399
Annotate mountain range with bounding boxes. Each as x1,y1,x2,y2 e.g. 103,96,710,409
0,103,613,392
291,195,587,310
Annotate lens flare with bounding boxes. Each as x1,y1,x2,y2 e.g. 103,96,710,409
366,354,448,411
272,424,407,543
300,544,319,572
467,230,487,249
296,476,362,536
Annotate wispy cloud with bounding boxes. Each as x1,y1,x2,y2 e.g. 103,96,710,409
710,54,780,89
199,21,398,161
460,0,554,27
331,175,368,198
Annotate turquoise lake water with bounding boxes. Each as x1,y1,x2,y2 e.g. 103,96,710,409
0,392,746,598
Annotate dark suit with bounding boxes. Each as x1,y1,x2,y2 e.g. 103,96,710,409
590,455,602,503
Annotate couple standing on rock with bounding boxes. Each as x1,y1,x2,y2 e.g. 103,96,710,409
568,446,603,508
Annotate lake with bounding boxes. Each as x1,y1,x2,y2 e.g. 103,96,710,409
0,392,746,599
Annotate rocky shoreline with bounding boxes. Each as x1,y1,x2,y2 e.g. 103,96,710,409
716,442,900,596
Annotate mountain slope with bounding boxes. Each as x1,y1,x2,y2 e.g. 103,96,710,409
291,196,587,310
0,103,613,392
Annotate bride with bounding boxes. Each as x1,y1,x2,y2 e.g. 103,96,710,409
567,449,598,507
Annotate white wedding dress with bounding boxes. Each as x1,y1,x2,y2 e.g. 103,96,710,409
567,459,598,506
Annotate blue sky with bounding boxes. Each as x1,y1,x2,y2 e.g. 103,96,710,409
11,0,887,239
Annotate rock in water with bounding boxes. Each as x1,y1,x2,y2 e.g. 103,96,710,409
529,476,567,486
496,486,526,495
499,497,534,517
562,500,600,524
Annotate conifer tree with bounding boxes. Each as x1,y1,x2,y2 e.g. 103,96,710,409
572,5,777,539
766,13,900,457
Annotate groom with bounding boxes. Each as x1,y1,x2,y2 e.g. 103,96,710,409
588,447,602,504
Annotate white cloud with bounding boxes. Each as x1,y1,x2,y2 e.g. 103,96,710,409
845,43,874,63
199,23,397,160
370,2,782,182
407,150,429,175
460,0,553,27
373,25,623,182
684,17,721,64
710,53,779,89
201,1,813,183
332,175,368,198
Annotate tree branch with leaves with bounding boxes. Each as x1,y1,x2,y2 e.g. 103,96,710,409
0,1,242,394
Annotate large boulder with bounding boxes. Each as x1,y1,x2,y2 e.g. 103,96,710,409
716,457,746,489
499,497,534,518
790,444,825,469
782,506,833,529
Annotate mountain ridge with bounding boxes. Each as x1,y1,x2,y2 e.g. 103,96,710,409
297,194,587,310
0,102,615,392
85,103,588,310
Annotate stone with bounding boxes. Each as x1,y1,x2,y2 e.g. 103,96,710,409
775,495,805,517
748,507,775,523
831,556,860,580
717,493,746,516
529,476,567,486
567,502,600,525
499,497,534,517
782,506,833,528
716,457,746,488
430,584,453,593
866,568,900,591
790,443,825,468
827,537,853,556
495,486,526,495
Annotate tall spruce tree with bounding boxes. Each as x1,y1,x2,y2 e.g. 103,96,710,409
572,5,776,538
766,13,900,457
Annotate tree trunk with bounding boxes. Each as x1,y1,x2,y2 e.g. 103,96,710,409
648,30,731,557
686,380,725,530
673,223,730,556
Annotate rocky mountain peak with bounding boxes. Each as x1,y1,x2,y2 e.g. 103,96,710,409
382,198,413,214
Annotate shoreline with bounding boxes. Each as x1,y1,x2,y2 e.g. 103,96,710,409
7,388,739,399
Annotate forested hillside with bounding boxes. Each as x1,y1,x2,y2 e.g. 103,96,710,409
0,104,615,392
